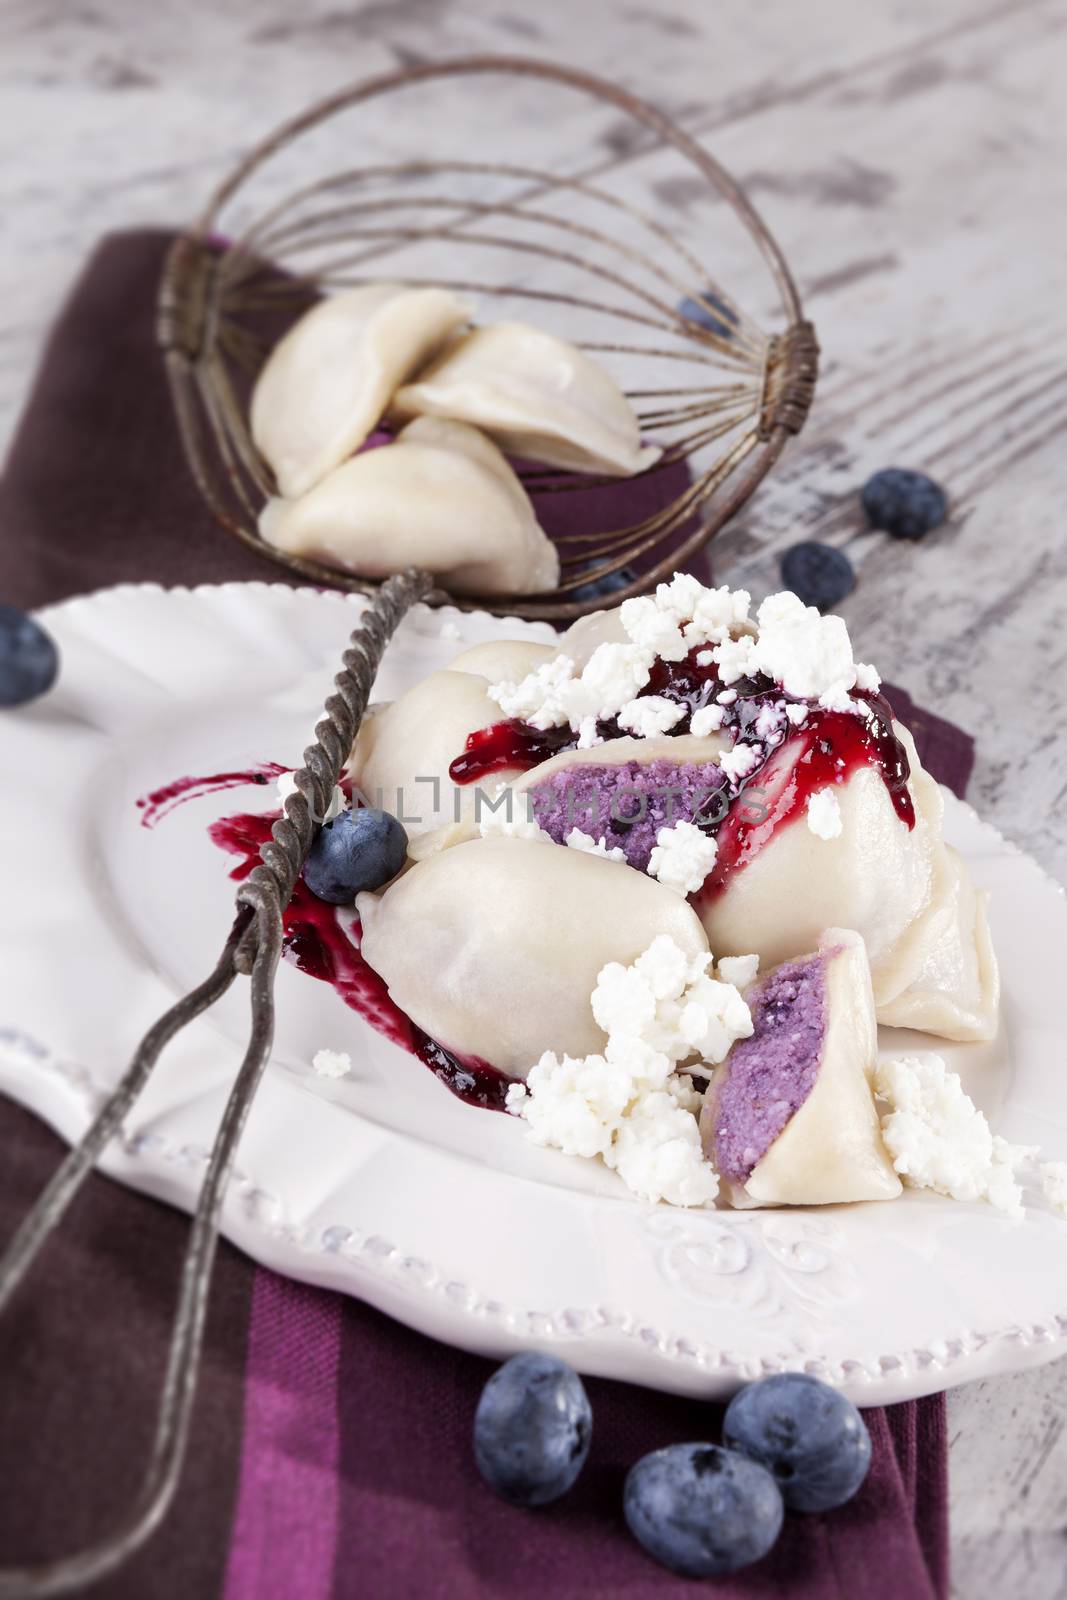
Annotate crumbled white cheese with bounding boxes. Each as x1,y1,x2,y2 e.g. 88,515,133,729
750,591,860,708
717,689,737,706
689,704,725,737
277,771,347,823
718,744,761,784
875,1054,1025,1217
646,820,718,895
617,694,686,738
806,787,843,840
478,799,552,843
711,633,757,685
507,933,754,1207
438,618,463,641
854,661,881,693
1040,1161,1067,1215
717,953,760,990
312,1049,352,1079
489,576,882,742
785,703,810,726
576,715,602,749
565,827,626,863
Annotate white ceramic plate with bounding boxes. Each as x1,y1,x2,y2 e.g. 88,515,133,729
2,582,1065,1406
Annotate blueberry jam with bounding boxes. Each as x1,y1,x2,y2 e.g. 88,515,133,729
137,762,288,829
133,782,507,1111
448,645,913,890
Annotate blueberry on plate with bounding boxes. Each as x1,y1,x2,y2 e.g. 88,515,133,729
724,1372,872,1512
779,541,855,611
568,562,636,603
0,604,59,707
861,468,947,541
302,807,408,904
473,1352,592,1507
677,288,739,340
624,1442,783,1578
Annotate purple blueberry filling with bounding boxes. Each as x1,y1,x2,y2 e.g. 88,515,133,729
526,760,726,871
710,954,828,1183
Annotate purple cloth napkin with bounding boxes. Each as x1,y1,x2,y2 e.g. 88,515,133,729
0,232,958,1597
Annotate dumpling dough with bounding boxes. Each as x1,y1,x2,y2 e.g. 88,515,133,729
356,836,709,1075
701,929,902,1207
346,667,523,839
251,283,469,497
699,725,998,1042
259,417,560,598
393,321,661,477
447,639,556,683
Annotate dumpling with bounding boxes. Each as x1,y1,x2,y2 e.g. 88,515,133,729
258,417,560,598
447,639,557,683
697,724,998,1042
392,321,661,477
356,836,709,1076
346,666,524,839
557,604,629,669
700,930,902,1207
251,283,469,497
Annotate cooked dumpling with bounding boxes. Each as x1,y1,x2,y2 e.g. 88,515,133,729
251,283,469,497
698,725,998,1042
259,417,560,598
356,836,709,1075
346,666,525,839
393,321,661,477
701,929,902,1207
447,639,557,683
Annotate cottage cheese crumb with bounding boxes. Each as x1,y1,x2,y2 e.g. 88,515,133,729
312,1049,352,1079
277,771,347,823
647,821,718,895
806,787,843,840
508,934,755,1207
479,797,552,842
875,1054,1025,1217
617,694,686,738
854,662,881,693
565,827,627,863
718,744,761,784
750,591,861,708
689,704,725,737
1040,1161,1067,1215
717,953,760,990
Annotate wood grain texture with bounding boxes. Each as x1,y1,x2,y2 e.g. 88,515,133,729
2,2,1066,1594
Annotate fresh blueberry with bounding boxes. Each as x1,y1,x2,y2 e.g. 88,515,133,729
624,1442,783,1577
0,604,59,707
568,562,636,603
678,288,739,340
724,1373,872,1512
780,541,855,611
861,468,947,541
302,807,407,904
473,1352,592,1507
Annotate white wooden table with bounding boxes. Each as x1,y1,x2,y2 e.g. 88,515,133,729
3,2,1066,1592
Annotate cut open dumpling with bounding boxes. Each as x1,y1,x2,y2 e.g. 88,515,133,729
259,417,560,598
251,284,469,497
356,836,709,1076
700,929,902,1207
393,321,661,477
698,725,999,1042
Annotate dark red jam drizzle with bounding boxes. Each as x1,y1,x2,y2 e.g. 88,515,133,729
447,644,914,891
137,762,288,829
206,807,510,1112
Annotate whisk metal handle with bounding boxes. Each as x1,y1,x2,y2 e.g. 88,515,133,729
0,568,432,1599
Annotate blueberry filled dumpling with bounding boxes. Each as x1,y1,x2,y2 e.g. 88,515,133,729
700,929,901,1207
356,836,709,1076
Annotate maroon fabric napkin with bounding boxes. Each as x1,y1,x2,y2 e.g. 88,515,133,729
0,232,955,1598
